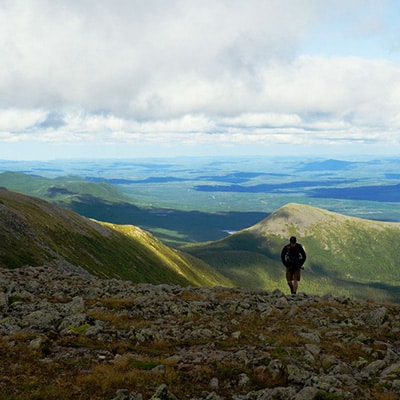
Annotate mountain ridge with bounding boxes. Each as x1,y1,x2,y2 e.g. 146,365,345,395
0,188,231,287
0,171,131,204
185,202,400,303
247,202,400,237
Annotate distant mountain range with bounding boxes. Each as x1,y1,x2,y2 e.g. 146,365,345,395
1,186,399,303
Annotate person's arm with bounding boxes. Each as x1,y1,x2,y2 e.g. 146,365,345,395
281,247,287,266
299,245,306,266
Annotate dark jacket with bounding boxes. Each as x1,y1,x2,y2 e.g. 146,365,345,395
281,243,306,269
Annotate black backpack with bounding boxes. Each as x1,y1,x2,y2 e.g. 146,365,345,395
284,244,304,267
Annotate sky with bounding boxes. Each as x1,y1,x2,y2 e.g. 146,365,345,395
1,0,400,160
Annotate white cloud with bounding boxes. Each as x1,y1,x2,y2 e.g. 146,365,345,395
0,108,47,131
221,113,303,128
0,1,320,114
0,0,399,158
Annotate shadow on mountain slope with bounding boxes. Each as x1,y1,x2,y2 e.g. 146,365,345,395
65,196,268,244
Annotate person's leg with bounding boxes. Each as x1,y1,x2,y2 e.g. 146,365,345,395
286,268,295,293
292,269,301,294
292,279,298,294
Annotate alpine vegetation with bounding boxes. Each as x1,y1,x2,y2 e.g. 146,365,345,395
0,265,399,399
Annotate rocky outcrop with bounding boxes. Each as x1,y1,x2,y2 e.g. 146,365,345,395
0,265,399,399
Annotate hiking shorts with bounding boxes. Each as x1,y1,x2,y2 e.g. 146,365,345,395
286,267,301,282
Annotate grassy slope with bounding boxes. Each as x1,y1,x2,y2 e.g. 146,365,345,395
0,188,232,288
0,171,131,204
184,203,400,302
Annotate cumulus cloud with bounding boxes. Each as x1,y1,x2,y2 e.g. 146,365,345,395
0,108,47,131
0,0,399,157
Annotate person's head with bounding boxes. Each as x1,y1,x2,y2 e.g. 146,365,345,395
290,236,297,246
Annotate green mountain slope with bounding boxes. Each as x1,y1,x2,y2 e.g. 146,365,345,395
0,188,232,287
184,203,400,302
0,171,131,204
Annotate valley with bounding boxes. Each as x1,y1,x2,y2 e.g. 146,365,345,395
1,156,400,245
1,156,400,303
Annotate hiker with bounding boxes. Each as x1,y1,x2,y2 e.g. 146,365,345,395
281,236,306,295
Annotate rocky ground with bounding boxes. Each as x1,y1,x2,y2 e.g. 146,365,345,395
0,265,399,400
